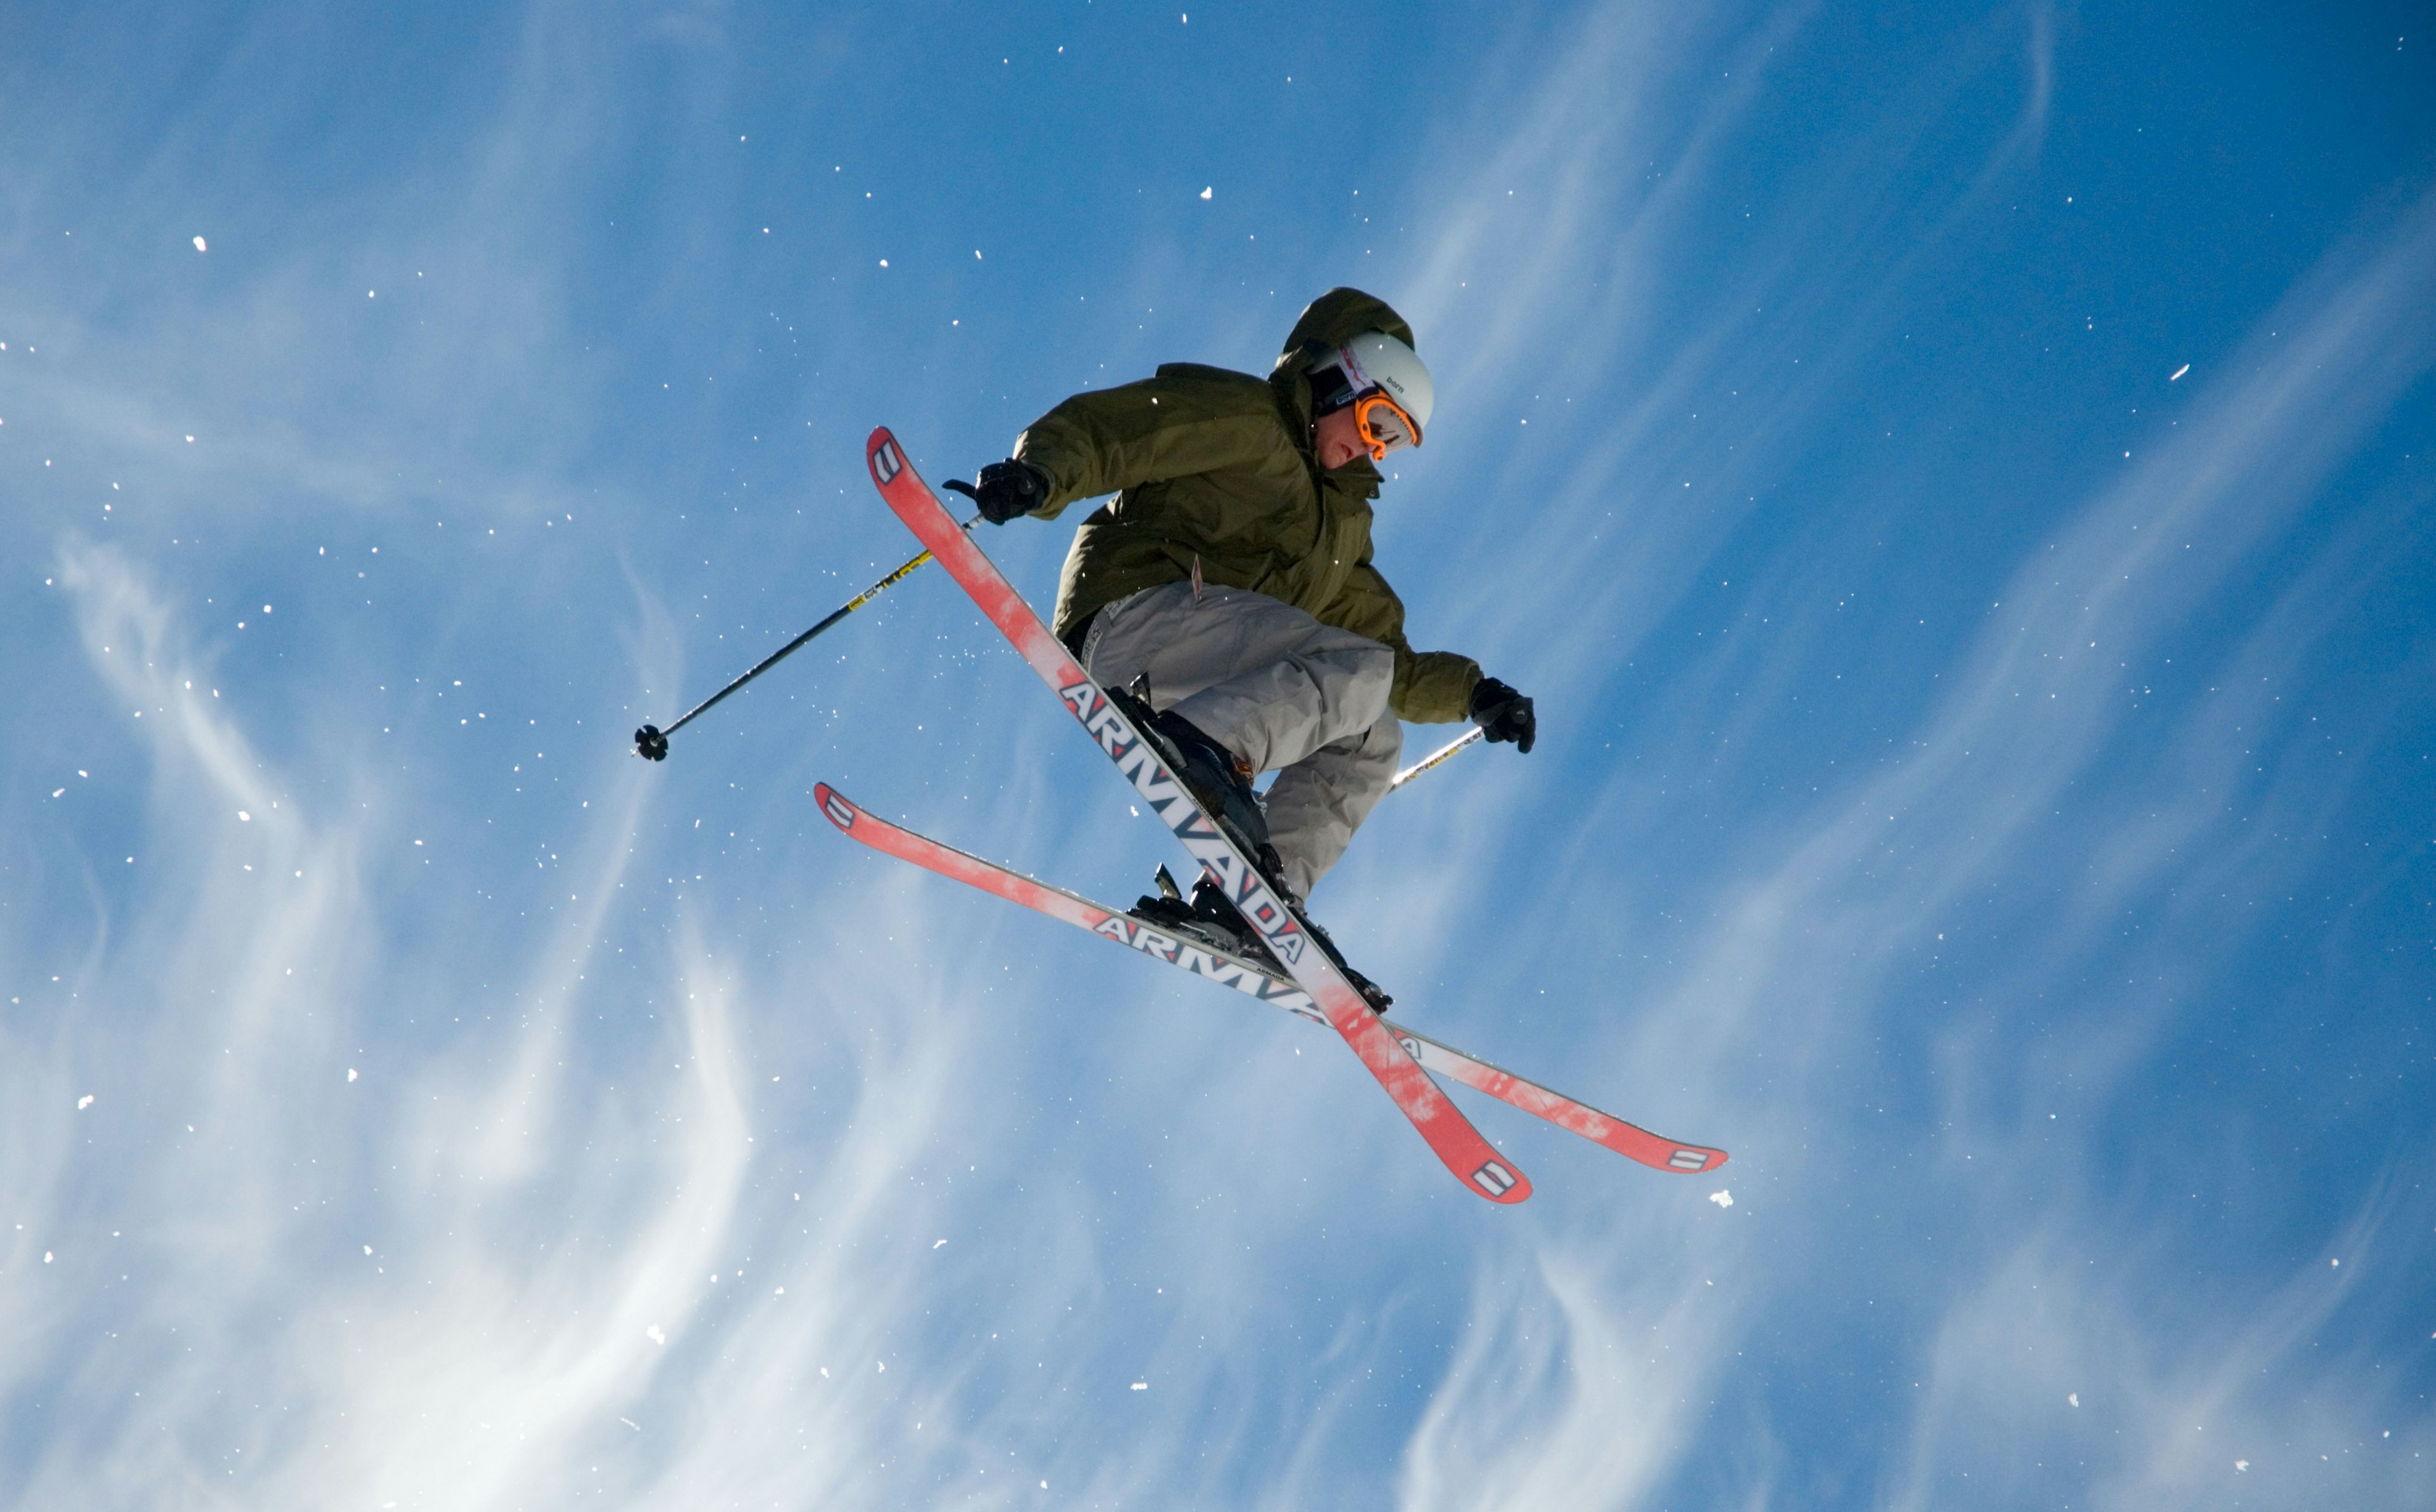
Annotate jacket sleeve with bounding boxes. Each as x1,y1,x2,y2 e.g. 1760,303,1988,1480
1323,563,1482,724
1011,368,1281,520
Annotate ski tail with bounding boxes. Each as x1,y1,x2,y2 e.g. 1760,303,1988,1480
863,428,1531,1205
815,783,1330,1026
1386,1036,1729,1174
816,782,1729,1175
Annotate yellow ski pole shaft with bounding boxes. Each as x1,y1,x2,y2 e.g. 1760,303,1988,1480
634,515,979,760
1389,724,1485,792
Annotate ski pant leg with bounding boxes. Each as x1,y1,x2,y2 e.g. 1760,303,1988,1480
1080,580,1401,896
1259,705,1402,898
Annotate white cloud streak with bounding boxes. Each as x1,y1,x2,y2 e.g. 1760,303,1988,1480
1355,5,2436,1508
6,4,2428,1509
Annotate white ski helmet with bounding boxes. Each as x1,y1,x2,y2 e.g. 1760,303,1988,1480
1331,329,1434,445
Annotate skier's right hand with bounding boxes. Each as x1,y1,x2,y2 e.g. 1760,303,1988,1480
1470,676,1536,754
955,459,1054,525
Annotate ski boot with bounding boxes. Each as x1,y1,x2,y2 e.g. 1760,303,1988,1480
1105,681,1291,892
1130,866,1283,972
1129,866,1394,1015
1285,904,1394,1014
1107,683,1392,1013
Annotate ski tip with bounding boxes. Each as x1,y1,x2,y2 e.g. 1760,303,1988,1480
867,427,908,488
812,783,858,832
1464,1156,1532,1204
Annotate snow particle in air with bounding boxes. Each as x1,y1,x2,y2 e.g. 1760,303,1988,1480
2069,1392,2079,1406
363,1245,373,1255
77,1094,94,1110
646,1325,666,1345
1708,1189,1733,1208
192,236,207,252
1130,1381,1147,1391
933,1239,946,1249
1200,186,1212,200
2170,363,2190,381
238,810,251,821
347,1068,358,1081
2236,1460,2249,1471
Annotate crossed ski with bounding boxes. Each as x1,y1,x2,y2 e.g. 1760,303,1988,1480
816,783,1728,1178
845,427,1726,1201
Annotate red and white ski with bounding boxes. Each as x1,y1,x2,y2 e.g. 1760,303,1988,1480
816,783,1729,1176
864,427,1533,1203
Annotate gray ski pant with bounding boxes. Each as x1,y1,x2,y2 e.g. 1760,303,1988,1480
1077,580,1402,899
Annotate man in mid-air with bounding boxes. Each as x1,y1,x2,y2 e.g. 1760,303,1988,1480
959,287,1535,1008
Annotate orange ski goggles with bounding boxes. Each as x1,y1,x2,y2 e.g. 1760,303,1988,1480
1353,388,1423,460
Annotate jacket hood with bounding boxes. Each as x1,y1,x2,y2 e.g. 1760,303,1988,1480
1272,287,1416,377
1269,290,1416,477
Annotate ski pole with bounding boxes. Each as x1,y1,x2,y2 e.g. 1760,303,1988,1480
633,514,980,761
1389,724,1485,792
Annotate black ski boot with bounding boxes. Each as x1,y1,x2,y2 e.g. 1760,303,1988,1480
1106,682,1291,892
1107,684,1391,1013
1131,866,1283,971
1288,906,1394,1014
1128,868,1394,1015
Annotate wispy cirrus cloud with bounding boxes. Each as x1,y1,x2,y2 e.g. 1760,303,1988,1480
8,3,2428,1509
1350,6,2436,1506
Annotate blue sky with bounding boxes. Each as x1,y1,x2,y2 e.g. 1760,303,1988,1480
5,2,2432,1507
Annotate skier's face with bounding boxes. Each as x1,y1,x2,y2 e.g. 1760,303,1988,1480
1313,407,1368,471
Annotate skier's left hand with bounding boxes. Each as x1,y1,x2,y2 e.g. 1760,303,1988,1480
953,459,1054,524
1470,677,1536,754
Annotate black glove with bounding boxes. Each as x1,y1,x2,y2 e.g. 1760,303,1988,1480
947,459,1054,525
1469,676,1536,754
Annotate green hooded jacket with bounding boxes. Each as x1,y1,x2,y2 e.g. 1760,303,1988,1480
1010,287,1481,724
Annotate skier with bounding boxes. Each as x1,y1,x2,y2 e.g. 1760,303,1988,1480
954,288,1536,1007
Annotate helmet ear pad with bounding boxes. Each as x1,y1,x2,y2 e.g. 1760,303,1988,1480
1307,363,1356,418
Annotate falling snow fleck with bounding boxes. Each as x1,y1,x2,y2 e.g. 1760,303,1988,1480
1708,1189,1733,1208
